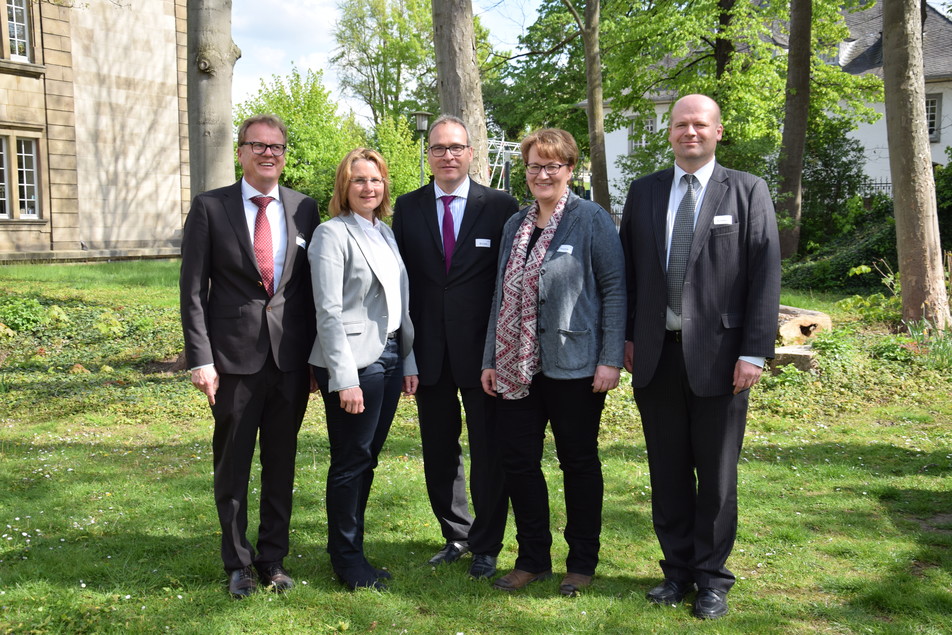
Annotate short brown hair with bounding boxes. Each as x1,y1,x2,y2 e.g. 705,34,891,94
520,128,579,167
329,148,393,220
237,114,288,144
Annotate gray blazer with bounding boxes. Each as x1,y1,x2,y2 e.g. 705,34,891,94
482,192,626,380
308,213,417,392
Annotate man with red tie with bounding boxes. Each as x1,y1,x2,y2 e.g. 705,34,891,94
180,114,320,598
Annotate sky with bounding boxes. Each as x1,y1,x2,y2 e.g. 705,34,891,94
230,0,543,123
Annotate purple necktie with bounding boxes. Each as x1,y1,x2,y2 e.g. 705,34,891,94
440,195,456,273
250,195,275,296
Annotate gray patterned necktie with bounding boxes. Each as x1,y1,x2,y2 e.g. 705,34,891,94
666,174,697,315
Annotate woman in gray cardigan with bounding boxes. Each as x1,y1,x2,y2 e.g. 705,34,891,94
481,128,626,596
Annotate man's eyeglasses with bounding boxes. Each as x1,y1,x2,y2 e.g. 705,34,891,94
526,163,570,175
240,141,287,157
428,144,469,157
350,178,385,186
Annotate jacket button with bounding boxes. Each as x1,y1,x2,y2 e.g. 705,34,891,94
540,298,546,305
539,327,545,334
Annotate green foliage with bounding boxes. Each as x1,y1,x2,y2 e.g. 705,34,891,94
834,260,903,325
0,295,46,332
372,115,425,200
332,0,437,125
906,318,952,370
235,66,366,213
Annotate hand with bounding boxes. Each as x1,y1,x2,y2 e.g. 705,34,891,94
480,369,497,397
403,375,419,396
623,341,634,373
732,359,764,394
191,366,219,406
338,386,365,414
592,365,620,393
308,367,319,394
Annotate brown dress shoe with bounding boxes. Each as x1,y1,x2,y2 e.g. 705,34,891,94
228,566,257,598
492,568,553,592
559,573,593,597
258,564,294,592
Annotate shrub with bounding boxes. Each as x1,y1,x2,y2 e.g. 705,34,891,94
0,296,46,332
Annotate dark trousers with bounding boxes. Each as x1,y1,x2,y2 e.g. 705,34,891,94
415,351,507,555
315,338,403,570
633,336,748,593
211,355,309,572
496,374,606,576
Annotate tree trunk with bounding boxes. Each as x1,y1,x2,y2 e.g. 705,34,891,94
187,0,241,194
777,0,811,259
432,0,490,183
715,0,736,79
563,0,610,212
882,0,950,329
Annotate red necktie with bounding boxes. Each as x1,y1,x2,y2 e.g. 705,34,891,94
250,195,275,296
440,195,456,273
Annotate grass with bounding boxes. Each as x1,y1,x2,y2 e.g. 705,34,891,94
0,262,951,633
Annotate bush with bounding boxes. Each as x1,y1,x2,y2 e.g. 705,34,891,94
0,295,46,332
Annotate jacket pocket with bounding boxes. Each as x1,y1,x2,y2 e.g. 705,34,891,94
344,321,364,335
721,313,744,329
555,328,592,370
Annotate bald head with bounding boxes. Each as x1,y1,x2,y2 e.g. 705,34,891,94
668,94,724,172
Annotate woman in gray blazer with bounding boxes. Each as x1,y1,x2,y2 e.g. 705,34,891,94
308,148,418,590
480,129,626,597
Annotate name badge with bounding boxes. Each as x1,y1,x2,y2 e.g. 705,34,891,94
713,215,733,225
295,235,307,248
557,244,574,254
475,238,491,248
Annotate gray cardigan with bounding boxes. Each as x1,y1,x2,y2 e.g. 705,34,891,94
482,192,626,380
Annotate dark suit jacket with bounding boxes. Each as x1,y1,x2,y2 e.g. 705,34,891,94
180,180,320,375
392,180,518,387
620,163,781,397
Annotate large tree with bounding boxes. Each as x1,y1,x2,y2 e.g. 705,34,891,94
186,0,240,194
331,0,435,126
776,0,812,258
882,0,950,328
432,0,490,181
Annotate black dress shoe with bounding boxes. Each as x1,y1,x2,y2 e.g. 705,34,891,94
693,587,729,619
257,563,294,592
335,563,387,591
468,554,497,579
646,578,694,605
228,566,257,598
428,541,469,565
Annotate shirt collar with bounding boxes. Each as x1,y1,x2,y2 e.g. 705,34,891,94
353,212,378,231
434,176,471,201
241,179,281,202
673,157,716,190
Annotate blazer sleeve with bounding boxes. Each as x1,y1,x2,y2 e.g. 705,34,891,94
591,207,627,368
742,176,782,358
308,223,361,392
179,194,215,369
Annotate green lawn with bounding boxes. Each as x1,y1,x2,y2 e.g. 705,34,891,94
0,261,950,634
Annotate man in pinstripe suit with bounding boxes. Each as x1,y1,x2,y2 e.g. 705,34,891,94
619,94,781,619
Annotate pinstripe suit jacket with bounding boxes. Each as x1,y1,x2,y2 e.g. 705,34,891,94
619,163,781,397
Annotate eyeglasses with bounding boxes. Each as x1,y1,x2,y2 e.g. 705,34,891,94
428,144,469,157
526,163,570,175
349,178,385,186
239,141,287,157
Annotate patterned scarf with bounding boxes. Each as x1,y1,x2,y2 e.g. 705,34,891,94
494,191,569,400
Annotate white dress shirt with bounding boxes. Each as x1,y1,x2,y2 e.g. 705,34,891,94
353,212,402,334
241,179,288,287
434,177,471,248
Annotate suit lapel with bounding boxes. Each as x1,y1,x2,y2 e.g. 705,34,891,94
455,181,483,252
652,169,674,271
223,181,259,273
418,185,444,257
340,213,386,285
688,164,728,270
275,186,302,294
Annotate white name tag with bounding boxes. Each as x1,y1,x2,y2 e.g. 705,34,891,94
295,235,307,248
557,244,574,254
475,238,491,248
713,215,734,225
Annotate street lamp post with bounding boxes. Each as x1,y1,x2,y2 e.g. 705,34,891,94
411,111,432,188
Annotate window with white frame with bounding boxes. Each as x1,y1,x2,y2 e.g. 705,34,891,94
629,115,656,154
926,94,942,143
6,0,31,62
0,134,40,220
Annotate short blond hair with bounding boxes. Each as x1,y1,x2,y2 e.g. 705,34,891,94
520,128,579,167
328,148,392,220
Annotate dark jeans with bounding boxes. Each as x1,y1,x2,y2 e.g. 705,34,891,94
314,338,403,570
496,374,606,576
